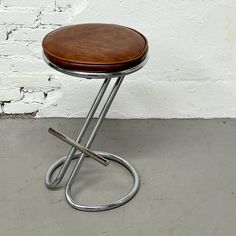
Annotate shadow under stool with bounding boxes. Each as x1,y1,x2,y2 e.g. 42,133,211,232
42,23,149,212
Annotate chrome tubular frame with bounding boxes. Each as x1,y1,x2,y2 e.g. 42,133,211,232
44,54,147,212
45,78,111,189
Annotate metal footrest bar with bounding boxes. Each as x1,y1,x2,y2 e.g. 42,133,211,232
45,76,140,211
48,128,109,166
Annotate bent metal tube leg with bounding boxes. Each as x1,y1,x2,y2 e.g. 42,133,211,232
45,78,111,189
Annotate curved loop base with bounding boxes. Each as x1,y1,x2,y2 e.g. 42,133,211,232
45,152,140,212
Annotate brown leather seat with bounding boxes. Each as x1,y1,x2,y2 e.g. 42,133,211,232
42,23,148,73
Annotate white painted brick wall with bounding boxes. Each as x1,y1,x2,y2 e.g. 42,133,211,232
0,0,236,118
0,27,7,41
2,0,53,8
0,10,38,25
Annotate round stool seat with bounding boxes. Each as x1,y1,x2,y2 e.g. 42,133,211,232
42,23,148,73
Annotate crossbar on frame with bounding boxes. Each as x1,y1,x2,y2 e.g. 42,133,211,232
45,76,140,211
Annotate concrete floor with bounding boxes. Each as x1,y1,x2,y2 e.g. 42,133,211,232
0,119,236,236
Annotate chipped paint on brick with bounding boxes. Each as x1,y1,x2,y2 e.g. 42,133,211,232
0,0,236,118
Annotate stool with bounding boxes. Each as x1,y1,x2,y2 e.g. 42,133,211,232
42,23,148,211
